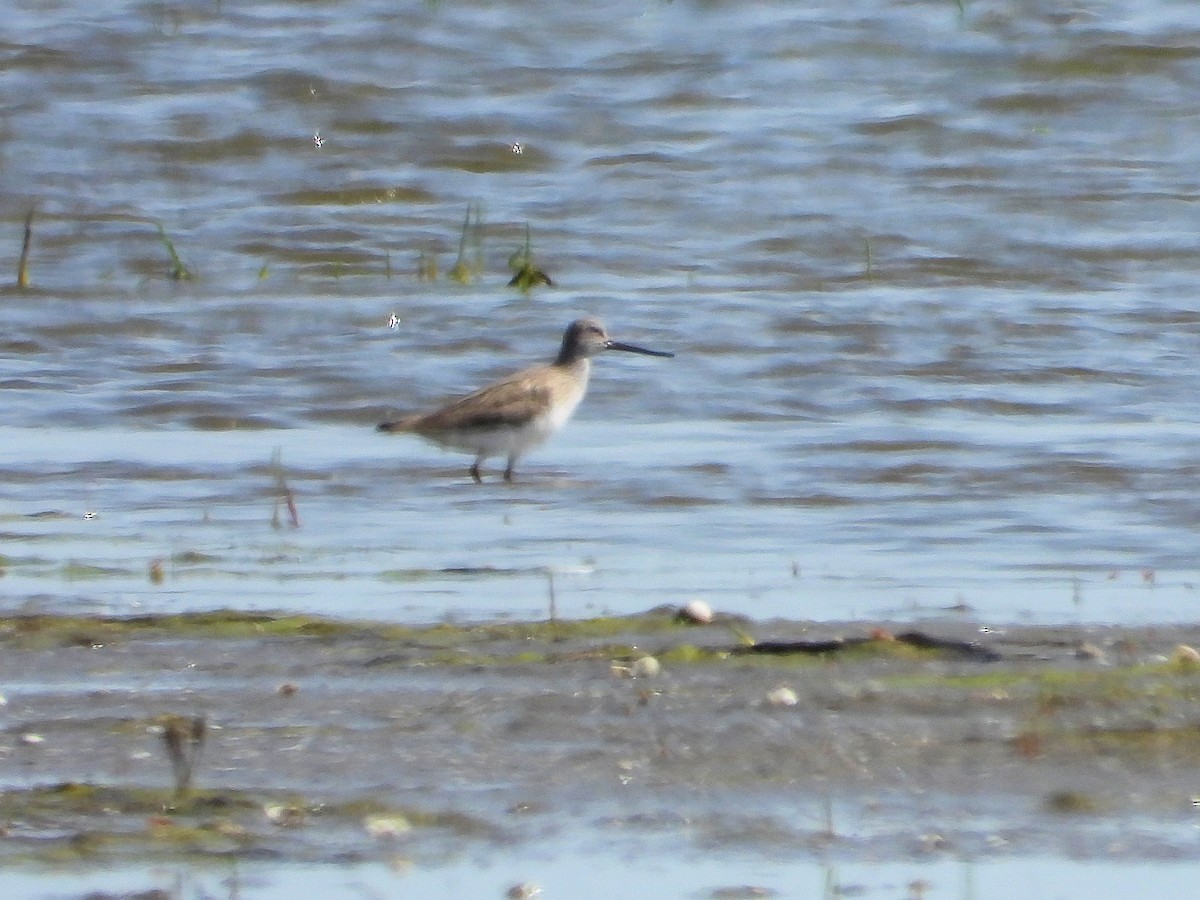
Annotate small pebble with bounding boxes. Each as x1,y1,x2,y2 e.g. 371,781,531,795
264,804,306,827
765,686,798,707
631,655,661,678
1172,644,1200,665
679,599,714,624
364,813,412,838
506,883,542,899
919,832,949,851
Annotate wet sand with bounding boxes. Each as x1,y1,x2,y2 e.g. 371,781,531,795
1,607,1199,894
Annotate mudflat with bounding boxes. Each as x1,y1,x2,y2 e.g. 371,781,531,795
1,608,1198,878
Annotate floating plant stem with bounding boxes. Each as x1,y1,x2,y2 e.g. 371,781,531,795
447,206,472,283
270,448,300,529
16,208,34,289
156,221,192,281
507,223,552,292
545,569,559,641
863,236,873,279
160,714,207,801
448,202,485,284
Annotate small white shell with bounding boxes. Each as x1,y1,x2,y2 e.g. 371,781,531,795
631,655,661,678
679,599,714,624
766,686,798,707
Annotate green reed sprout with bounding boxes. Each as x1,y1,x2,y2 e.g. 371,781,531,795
507,223,552,292
16,208,34,289
156,221,192,280
448,202,485,284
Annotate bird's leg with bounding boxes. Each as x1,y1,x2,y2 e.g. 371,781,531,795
470,459,484,484
503,456,516,482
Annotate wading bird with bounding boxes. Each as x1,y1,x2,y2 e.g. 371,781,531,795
378,318,673,482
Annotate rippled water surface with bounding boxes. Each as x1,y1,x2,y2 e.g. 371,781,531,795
8,0,1200,628
7,1,1200,895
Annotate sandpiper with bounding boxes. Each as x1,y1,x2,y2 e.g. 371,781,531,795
378,318,673,483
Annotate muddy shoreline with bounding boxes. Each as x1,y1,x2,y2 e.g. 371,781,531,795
1,608,1199,886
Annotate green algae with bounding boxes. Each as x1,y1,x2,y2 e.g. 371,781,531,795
272,185,436,206
0,607,695,651
59,562,135,581
0,609,1008,675
0,610,366,647
506,223,552,292
892,660,1200,707
660,644,712,664
0,783,258,821
1060,725,1200,756
155,221,192,281
0,782,495,866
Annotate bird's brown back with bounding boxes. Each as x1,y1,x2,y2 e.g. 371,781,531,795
378,362,584,435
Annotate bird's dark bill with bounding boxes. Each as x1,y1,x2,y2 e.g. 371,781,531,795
606,340,674,358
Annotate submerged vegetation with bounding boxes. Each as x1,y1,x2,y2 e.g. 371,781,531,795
0,606,696,651
9,199,557,291
0,780,492,867
156,221,192,281
506,223,553,292
10,212,197,286
447,201,485,284
408,206,555,290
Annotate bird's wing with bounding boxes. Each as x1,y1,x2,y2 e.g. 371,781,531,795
409,368,557,432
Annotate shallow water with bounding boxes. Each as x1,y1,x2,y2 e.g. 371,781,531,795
6,0,1200,626
11,858,1200,900
5,0,1200,894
